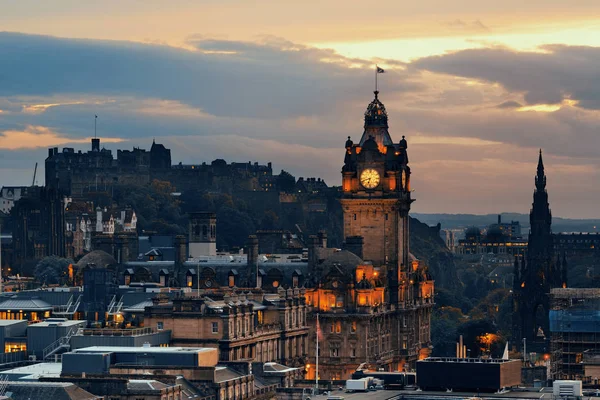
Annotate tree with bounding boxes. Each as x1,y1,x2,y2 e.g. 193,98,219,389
34,256,73,285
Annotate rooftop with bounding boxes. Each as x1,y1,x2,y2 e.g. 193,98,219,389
127,379,171,391
0,319,27,327
419,357,519,364
73,346,215,355
0,297,53,311
0,362,62,380
29,319,85,328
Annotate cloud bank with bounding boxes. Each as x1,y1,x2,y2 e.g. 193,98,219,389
0,32,599,218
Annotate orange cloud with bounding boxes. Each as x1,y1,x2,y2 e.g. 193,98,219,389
0,126,124,150
22,101,85,114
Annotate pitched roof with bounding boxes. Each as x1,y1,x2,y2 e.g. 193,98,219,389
215,366,244,383
4,381,101,400
127,379,170,391
0,297,52,311
123,300,158,313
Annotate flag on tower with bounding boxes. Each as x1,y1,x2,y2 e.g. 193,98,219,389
376,66,385,73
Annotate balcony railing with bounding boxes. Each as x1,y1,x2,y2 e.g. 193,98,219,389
77,327,157,337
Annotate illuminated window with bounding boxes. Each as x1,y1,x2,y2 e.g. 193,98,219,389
329,295,335,308
351,321,357,333
336,296,344,308
335,321,342,333
257,311,264,325
229,275,235,287
187,275,193,287
272,280,279,288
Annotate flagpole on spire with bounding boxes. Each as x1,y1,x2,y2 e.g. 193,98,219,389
94,115,98,139
375,65,385,93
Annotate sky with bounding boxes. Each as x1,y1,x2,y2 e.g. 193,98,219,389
0,1,599,218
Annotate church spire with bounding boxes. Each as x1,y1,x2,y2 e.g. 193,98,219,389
536,149,546,191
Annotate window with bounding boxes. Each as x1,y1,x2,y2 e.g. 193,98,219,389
212,322,219,333
329,343,340,357
353,214,357,220
335,321,342,333
157,322,164,330
351,347,356,358
351,321,357,333
229,275,235,287
292,276,299,287
328,295,335,308
336,296,344,308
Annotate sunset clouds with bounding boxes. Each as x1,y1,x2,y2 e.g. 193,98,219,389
0,1,599,217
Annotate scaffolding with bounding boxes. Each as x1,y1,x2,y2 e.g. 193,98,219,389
550,288,600,382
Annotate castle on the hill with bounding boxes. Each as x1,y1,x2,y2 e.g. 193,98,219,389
45,138,304,196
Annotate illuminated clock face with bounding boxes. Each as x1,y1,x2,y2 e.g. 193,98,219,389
360,168,380,189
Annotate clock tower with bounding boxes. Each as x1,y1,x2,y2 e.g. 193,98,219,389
341,90,412,303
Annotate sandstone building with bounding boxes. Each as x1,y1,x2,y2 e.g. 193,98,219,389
303,91,434,380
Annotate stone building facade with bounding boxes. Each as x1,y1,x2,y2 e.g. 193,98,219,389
144,288,309,367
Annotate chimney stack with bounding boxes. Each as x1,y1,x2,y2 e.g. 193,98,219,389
317,230,327,249
246,235,259,287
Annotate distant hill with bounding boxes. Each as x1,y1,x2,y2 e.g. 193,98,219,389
412,212,600,233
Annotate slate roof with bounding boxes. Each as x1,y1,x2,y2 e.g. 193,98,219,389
122,300,159,313
4,381,101,400
127,379,170,391
215,366,244,383
0,297,52,311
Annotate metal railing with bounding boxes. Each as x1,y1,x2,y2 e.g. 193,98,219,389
42,327,78,361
